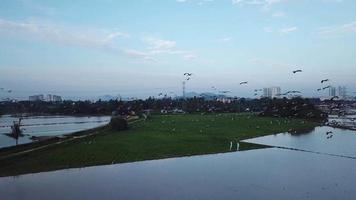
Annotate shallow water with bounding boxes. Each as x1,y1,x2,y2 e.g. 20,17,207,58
244,126,356,158
328,115,356,129
0,115,110,149
0,148,355,200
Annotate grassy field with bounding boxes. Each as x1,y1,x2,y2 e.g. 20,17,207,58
0,113,319,177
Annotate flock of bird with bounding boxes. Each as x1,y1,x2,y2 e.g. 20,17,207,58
0,87,12,93
0,87,13,101
178,69,354,140
326,131,333,139
183,73,193,81
153,70,339,103
180,69,343,102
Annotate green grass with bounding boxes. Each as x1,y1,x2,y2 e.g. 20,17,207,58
0,113,318,177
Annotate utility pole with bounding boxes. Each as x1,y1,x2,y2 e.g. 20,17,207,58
182,81,186,99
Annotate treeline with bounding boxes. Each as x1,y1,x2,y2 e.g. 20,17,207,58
260,97,327,120
0,97,325,119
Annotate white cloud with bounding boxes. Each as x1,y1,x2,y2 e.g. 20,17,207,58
0,19,171,63
218,37,233,42
321,0,343,3
123,49,156,62
272,11,286,18
143,37,193,57
263,26,273,33
232,0,264,5
0,19,129,50
127,37,198,62
176,0,214,5
265,0,288,5
0,18,200,63
279,26,298,34
317,21,356,38
183,54,198,60
232,0,287,6
144,37,177,52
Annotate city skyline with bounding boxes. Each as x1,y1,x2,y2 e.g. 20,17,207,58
1,0,356,100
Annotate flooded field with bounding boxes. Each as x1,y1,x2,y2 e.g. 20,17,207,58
0,147,356,200
1,121,356,200
244,126,356,159
0,115,110,149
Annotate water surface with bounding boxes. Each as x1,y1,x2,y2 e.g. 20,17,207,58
244,126,356,158
0,115,110,149
0,148,355,200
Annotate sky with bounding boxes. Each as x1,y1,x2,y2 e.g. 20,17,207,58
0,0,356,100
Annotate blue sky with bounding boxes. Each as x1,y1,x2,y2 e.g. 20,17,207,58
0,0,356,99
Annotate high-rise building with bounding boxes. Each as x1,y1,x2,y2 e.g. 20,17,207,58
29,94,62,102
329,87,336,97
329,86,347,99
52,95,62,102
46,94,62,102
46,94,53,102
29,94,44,101
263,87,281,99
338,86,347,99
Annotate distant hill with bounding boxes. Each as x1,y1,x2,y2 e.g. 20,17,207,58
184,92,226,100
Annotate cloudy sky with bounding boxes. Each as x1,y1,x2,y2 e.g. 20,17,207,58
0,0,356,100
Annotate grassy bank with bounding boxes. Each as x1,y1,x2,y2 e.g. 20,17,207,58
0,114,318,177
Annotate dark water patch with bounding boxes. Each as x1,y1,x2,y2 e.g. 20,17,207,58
244,126,356,158
1,148,355,200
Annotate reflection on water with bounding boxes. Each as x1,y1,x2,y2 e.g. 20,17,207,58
0,115,110,149
0,148,356,200
244,126,356,158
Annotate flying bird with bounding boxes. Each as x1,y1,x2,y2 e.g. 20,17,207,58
184,73,193,81
326,131,333,135
7,90,12,93
240,81,248,85
293,70,302,74
321,79,329,84
323,86,331,90
219,91,231,94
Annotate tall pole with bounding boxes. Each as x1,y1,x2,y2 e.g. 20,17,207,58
182,81,186,99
